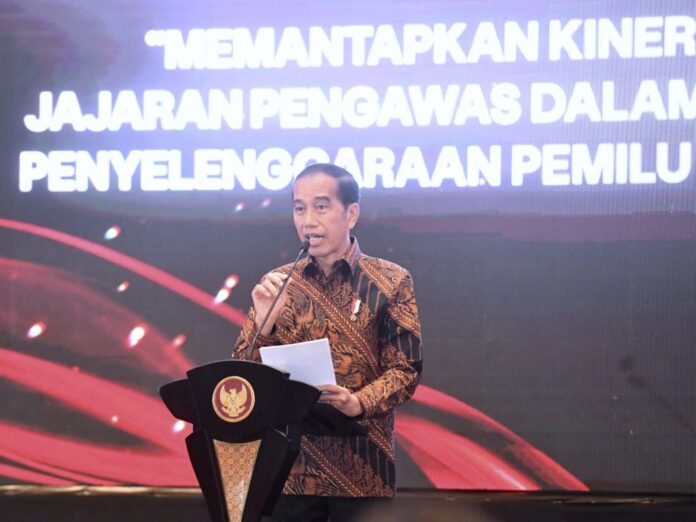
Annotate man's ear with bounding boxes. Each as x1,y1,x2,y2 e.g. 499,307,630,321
347,203,360,229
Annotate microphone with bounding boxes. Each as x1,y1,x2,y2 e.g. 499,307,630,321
247,240,310,359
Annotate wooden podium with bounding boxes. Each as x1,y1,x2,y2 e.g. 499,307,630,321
160,360,320,522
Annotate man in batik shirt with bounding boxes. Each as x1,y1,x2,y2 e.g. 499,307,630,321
233,163,422,522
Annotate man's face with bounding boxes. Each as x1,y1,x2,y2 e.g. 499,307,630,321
292,173,359,270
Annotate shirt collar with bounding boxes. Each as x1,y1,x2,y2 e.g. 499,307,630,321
303,236,362,279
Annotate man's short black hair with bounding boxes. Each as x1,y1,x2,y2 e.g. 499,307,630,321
293,163,360,207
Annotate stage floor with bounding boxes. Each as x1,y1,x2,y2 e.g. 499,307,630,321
1,487,695,522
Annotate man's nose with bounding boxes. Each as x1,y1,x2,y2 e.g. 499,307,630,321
303,208,319,226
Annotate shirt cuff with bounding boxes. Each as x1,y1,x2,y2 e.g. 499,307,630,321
247,323,276,348
353,388,377,418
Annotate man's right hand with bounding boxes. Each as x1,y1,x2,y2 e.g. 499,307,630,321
252,272,289,336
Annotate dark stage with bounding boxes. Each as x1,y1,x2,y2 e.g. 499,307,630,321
2,487,695,522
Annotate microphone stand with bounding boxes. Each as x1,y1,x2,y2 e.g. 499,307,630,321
246,241,310,360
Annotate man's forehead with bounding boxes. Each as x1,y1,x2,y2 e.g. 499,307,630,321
293,194,331,202
293,172,340,200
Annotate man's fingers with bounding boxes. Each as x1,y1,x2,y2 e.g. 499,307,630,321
316,385,362,418
263,272,288,288
317,384,342,394
253,281,278,299
260,280,279,294
318,385,351,406
253,271,291,299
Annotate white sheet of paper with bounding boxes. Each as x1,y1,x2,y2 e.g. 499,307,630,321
259,338,336,386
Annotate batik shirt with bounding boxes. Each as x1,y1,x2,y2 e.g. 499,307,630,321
232,238,422,497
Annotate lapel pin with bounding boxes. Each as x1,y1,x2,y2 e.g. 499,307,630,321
350,299,361,322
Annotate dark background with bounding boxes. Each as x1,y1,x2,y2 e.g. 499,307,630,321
0,0,694,492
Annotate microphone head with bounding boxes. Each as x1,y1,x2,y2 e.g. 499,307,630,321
300,240,310,252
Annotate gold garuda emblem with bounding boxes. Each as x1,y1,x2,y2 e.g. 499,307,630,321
212,376,255,423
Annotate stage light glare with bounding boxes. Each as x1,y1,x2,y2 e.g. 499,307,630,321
26,322,46,339
214,288,230,304
224,274,239,289
104,225,122,240
128,326,146,347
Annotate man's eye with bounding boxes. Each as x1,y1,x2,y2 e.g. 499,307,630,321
294,207,304,213
316,204,328,211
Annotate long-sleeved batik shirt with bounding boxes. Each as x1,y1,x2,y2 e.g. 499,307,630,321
232,238,422,497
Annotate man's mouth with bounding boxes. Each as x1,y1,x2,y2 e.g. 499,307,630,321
305,234,324,245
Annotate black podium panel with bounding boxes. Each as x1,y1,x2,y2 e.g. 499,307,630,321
161,359,371,522
160,360,321,522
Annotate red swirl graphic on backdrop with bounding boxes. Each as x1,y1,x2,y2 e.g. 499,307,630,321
0,218,587,490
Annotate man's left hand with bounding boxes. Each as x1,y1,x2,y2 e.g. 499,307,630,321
316,384,363,417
